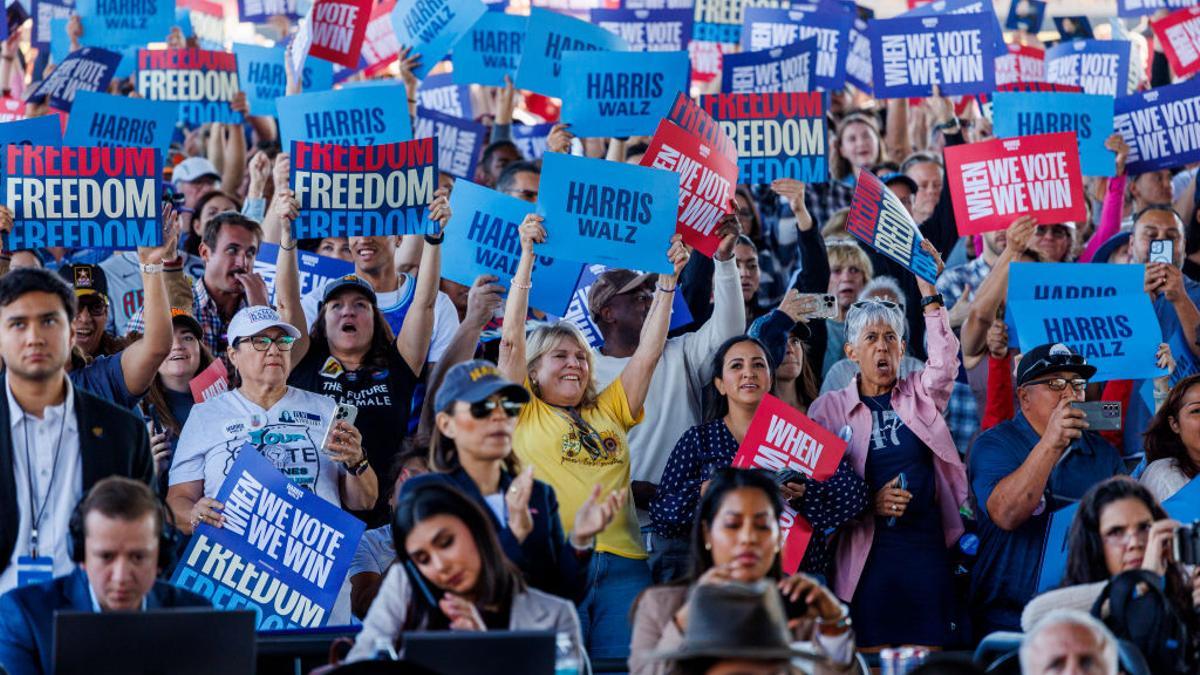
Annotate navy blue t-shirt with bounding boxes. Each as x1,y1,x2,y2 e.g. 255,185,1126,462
69,352,138,410
969,411,1126,633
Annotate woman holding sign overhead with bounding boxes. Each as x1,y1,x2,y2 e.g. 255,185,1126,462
808,241,968,649
497,213,687,660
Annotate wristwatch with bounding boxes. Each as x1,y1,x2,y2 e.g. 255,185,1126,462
920,293,944,310
345,456,371,476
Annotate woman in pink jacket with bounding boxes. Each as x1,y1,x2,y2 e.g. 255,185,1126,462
808,242,968,649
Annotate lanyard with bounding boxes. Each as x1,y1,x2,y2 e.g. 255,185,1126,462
22,404,69,558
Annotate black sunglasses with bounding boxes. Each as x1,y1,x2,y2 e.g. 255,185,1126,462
468,397,525,419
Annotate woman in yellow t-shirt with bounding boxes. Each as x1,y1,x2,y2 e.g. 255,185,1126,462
497,213,689,661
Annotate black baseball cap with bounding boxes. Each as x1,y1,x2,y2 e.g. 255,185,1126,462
321,274,377,305
1016,343,1097,387
881,172,918,195
57,263,109,303
433,359,530,413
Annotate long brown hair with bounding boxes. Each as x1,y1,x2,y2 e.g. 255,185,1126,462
139,329,216,436
1144,374,1200,479
309,290,396,371
831,112,885,181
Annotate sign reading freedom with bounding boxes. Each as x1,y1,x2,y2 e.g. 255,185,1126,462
290,138,437,239
846,170,939,283
699,92,826,185
3,146,162,250
944,132,1086,235
136,48,243,126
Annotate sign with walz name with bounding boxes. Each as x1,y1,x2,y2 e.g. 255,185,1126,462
869,12,996,98
845,170,939,284
77,0,174,46
991,92,1115,177
136,48,242,126
2,146,162,250
254,243,355,304
731,393,848,575
443,179,582,316
171,446,366,629
944,132,1086,235
1151,8,1200,79
1045,40,1130,98
700,92,827,185
1114,80,1200,175
451,11,524,85
277,85,413,148
535,153,679,274
390,0,487,79
720,38,816,94
290,138,437,239
234,43,335,117
560,50,690,138
739,6,851,91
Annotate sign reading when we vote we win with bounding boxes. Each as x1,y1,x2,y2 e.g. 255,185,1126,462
846,170,939,284
171,446,365,629
699,92,826,185
720,38,816,95
869,12,996,98
740,6,852,92
1045,40,1131,98
3,146,163,250
732,394,847,574
1114,80,1200,175
290,138,437,240
1152,7,1200,79
944,132,1086,235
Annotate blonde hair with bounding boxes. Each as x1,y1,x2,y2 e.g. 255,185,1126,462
526,321,599,408
826,238,874,281
832,113,885,181
822,207,851,239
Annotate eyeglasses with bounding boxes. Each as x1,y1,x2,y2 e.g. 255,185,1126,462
236,335,297,351
77,297,107,317
1102,521,1152,548
1035,225,1072,240
1024,377,1088,392
468,397,525,419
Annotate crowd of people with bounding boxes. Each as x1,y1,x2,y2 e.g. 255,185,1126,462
0,2,1199,675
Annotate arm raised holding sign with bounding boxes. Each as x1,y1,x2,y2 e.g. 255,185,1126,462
395,186,450,376
120,205,181,398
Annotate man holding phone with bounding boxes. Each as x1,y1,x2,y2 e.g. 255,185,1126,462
968,343,1126,635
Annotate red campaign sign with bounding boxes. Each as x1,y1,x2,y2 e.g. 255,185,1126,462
307,0,372,68
189,358,229,403
689,40,725,85
665,92,737,165
945,131,1086,235
1152,7,1200,78
361,0,400,76
731,394,848,575
641,119,738,257
995,43,1045,86
0,97,25,123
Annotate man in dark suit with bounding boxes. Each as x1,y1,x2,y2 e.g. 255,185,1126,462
0,477,209,675
0,269,152,593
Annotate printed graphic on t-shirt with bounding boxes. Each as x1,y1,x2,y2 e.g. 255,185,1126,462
560,427,623,466
870,410,903,450
214,422,327,493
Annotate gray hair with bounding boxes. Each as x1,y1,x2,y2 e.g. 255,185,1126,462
857,276,907,338
844,299,906,346
1018,609,1118,675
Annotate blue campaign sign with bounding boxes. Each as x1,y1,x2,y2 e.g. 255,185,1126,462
443,179,582,315
902,0,1005,54
391,0,488,79
846,14,872,93
845,170,939,283
0,116,63,148
560,50,689,138
77,0,174,46
511,121,554,160
1164,474,1200,520
1114,80,1200,175
869,12,996,98
238,0,301,22
170,446,366,630
417,73,473,118
32,0,73,50
1119,0,1196,18
992,92,1116,177
1004,0,1045,32
235,43,334,117
277,85,413,148
64,91,178,152
290,138,438,239
254,243,355,304
412,107,487,180
590,8,693,52
740,6,851,91
29,46,121,113
535,153,679,273
699,92,827,185
1046,40,1131,98
720,38,816,94
560,262,693,348
1035,501,1079,594
514,7,628,99
451,11,524,85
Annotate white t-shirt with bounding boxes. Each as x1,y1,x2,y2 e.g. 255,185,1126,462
170,386,345,506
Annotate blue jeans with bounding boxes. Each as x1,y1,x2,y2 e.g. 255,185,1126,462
577,552,652,660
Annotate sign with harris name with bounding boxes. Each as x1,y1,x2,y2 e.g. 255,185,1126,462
591,8,693,52
1045,40,1130,98
443,179,582,316
277,85,413,148
63,91,178,153
869,12,996,98
514,7,629,99
992,92,1115,177
451,11,524,86
307,0,373,68
535,153,679,274
290,138,438,240
731,393,848,575
3,146,163,250
29,47,121,113
390,0,487,79
1151,7,1200,79
944,132,1086,236
170,446,366,630
845,170,939,284
412,107,486,180
1007,263,1166,382
699,92,827,185
720,39,816,94
234,43,335,117
739,6,851,92
640,118,737,258
76,0,174,47
560,50,690,138
1114,80,1200,175
136,48,243,127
